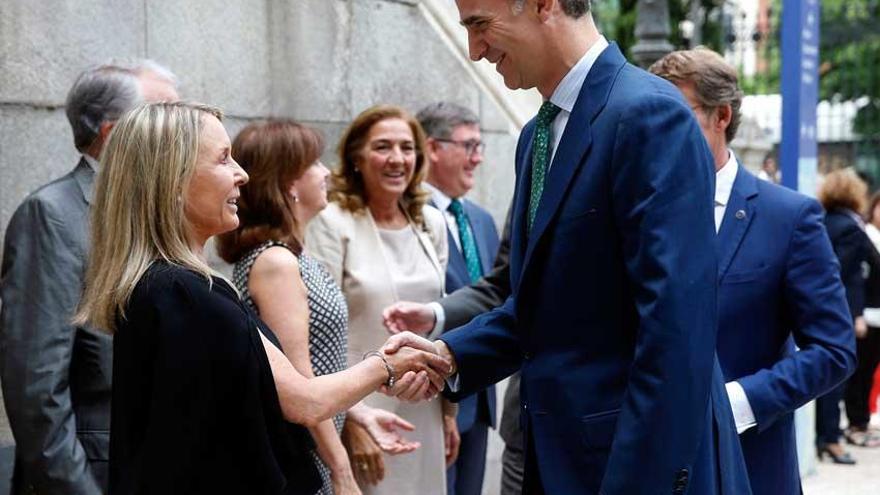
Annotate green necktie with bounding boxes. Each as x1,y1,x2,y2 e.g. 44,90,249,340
448,198,483,283
528,101,563,231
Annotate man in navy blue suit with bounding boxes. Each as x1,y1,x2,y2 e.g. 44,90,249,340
385,1,752,493
650,48,856,495
416,101,501,495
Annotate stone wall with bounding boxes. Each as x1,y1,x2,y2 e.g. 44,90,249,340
0,1,521,491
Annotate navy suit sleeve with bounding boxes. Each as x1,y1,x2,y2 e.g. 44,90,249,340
438,125,534,395
600,93,720,494
738,199,856,431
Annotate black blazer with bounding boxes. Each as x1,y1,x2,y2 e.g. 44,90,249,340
824,208,873,319
110,262,320,495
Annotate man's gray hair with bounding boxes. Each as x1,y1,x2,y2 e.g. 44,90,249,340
65,59,177,152
512,0,590,17
416,102,480,140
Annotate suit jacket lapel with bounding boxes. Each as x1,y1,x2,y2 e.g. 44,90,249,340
519,44,627,291
464,201,494,272
717,166,758,280
510,124,536,283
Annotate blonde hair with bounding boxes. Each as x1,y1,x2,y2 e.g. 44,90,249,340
818,168,869,215
74,101,224,333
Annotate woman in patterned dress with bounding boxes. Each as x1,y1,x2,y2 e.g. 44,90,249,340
217,120,427,495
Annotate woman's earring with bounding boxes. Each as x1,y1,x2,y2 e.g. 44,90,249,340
293,194,299,203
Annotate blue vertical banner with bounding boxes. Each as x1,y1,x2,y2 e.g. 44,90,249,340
780,0,820,195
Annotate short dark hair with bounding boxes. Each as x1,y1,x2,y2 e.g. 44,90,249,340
416,102,480,140
65,60,177,152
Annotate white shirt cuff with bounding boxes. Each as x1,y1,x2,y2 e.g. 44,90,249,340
725,381,757,434
427,302,445,339
432,338,461,393
863,308,880,328
445,372,461,393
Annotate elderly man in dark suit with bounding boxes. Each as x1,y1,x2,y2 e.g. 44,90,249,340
649,48,856,495
384,1,753,493
0,61,177,494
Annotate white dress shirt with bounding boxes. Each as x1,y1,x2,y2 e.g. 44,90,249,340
715,150,758,435
83,154,100,171
424,183,465,335
714,150,738,233
547,36,609,168
424,182,463,251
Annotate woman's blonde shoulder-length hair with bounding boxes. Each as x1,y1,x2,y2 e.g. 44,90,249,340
74,101,224,333
330,104,430,228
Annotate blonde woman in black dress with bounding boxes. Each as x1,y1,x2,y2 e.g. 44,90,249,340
74,103,448,494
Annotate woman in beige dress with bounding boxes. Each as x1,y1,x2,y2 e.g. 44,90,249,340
307,105,456,495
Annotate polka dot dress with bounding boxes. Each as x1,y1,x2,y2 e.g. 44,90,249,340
234,240,349,495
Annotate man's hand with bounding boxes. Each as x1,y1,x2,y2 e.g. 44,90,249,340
443,414,461,468
382,332,456,376
383,301,435,335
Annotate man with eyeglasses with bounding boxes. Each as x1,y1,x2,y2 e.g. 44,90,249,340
412,101,500,495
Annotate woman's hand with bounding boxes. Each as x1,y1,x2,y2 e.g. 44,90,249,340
357,407,420,455
443,413,460,468
341,418,385,486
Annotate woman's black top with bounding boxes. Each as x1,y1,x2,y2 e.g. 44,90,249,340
824,208,873,318
109,262,320,494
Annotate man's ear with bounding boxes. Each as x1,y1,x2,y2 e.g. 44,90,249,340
98,120,116,143
715,104,732,134
534,0,557,22
426,138,442,163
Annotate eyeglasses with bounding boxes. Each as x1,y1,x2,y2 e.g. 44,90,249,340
435,139,485,156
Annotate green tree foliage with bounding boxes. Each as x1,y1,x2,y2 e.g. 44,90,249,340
744,0,880,136
596,0,723,60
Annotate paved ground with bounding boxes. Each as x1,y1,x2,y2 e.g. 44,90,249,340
802,414,880,495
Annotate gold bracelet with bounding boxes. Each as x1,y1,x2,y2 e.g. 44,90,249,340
363,351,395,388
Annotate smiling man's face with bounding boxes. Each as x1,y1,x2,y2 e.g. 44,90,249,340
456,0,545,91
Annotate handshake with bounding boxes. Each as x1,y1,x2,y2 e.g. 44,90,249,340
374,302,456,402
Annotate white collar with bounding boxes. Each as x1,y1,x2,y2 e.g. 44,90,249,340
82,154,100,171
715,149,739,207
423,182,459,212
549,36,609,113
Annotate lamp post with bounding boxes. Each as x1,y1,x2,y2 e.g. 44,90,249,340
631,0,675,68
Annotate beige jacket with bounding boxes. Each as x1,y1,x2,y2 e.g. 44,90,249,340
306,201,448,365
